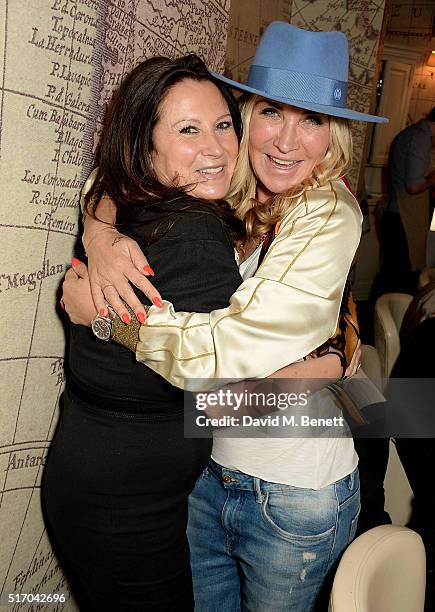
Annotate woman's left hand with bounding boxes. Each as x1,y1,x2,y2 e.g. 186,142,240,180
61,260,96,326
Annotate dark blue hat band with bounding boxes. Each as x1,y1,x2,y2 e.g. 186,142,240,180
247,65,348,109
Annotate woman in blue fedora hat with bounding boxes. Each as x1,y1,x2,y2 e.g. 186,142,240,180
62,21,387,611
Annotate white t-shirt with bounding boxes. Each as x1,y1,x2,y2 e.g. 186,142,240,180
211,244,358,490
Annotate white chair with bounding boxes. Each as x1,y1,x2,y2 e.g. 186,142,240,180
360,344,382,389
374,293,413,381
329,525,426,612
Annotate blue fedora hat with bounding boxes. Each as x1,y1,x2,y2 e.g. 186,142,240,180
212,22,388,123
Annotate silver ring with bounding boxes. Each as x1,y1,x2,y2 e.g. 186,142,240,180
356,362,362,372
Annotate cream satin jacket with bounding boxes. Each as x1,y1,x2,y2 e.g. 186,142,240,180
137,180,362,390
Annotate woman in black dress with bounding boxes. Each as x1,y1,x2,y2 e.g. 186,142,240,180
43,54,244,611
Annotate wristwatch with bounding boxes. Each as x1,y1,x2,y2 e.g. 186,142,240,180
91,306,116,341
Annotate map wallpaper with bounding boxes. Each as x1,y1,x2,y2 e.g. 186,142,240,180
0,1,387,609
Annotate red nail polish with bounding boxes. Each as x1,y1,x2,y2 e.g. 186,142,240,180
99,307,106,317
122,313,131,324
152,297,163,308
71,258,81,267
137,312,145,324
143,266,155,276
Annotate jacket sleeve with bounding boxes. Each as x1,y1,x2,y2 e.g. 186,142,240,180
136,182,362,390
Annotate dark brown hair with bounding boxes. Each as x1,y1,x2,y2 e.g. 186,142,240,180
85,54,243,241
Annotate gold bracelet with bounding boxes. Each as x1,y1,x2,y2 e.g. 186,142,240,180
111,304,149,352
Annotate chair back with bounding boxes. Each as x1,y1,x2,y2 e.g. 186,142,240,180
329,525,426,612
360,344,382,390
374,293,413,381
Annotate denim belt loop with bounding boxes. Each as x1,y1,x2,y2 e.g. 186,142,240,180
254,478,263,503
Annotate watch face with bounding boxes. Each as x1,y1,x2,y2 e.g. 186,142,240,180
91,317,111,341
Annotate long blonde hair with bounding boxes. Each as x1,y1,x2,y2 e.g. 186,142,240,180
227,94,353,238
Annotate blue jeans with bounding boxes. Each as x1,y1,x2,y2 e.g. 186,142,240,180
187,459,360,612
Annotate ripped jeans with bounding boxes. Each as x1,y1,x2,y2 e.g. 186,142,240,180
187,459,360,612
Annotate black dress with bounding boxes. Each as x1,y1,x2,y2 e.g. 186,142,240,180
42,198,242,611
